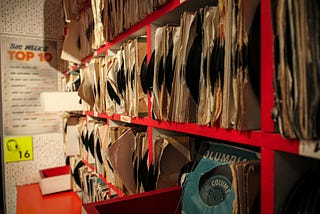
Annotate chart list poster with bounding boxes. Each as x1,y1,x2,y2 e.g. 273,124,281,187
1,35,60,135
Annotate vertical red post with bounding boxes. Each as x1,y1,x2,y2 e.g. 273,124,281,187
147,24,153,165
261,0,275,132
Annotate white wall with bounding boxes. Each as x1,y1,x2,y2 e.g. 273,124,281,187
0,0,66,213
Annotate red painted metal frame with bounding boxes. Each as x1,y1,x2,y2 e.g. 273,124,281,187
261,0,275,133
147,24,153,165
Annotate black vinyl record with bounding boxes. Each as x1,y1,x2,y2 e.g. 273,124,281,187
311,181,320,214
116,63,126,96
72,160,85,188
304,173,320,214
157,55,164,92
164,45,175,95
130,64,135,90
147,50,155,93
186,31,202,104
247,2,260,102
280,172,314,214
82,131,89,151
107,81,121,105
210,38,225,95
140,54,148,94
198,164,233,207
139,151,152,191
138,151,158,192
95,138,103,165
88,131,95,157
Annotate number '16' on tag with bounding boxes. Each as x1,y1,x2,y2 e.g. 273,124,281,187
4,136,33,162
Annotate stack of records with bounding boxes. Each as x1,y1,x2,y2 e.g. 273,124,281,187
272,0,320,140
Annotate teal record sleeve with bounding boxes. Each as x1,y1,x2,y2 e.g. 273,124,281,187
181,141,260,214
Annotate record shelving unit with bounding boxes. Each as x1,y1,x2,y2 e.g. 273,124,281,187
68,0,320,213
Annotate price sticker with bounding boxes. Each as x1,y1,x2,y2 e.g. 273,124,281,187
4,136,33,162
299,140,320,159
120,115,131,123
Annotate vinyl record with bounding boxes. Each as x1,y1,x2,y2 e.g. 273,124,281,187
88,131,95,156
186,31,202,104
117,63,126,96
157,55,164,92
311,181,320,214
247,3,260,102
305,173,320,214
210,38,220,94
147,50,155,92
140,54,148,94
198,164,233,207
138,151,148,190
82,131,89,151
164,45,175,95
95,138,103,165
139,151,156,191
72,160,85,188
280,172,312,214
202,56,208,86
72,73,81,91
130,64,135,90
297,174,313,213
107,81,121,105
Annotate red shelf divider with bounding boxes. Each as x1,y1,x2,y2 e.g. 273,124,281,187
261,0,275,133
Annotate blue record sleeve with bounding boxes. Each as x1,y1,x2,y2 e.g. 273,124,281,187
181,141,260,214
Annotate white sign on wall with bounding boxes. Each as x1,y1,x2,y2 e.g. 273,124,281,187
1,35,60,135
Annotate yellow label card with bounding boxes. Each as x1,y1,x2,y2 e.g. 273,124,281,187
4,136,33,162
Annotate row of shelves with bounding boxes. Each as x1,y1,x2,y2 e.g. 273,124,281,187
63,0,320,161
60,0,320,213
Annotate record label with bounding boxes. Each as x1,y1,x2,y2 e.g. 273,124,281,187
199,175,232,206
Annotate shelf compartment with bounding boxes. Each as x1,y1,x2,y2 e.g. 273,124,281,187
274,151,320,213
81,159,123,197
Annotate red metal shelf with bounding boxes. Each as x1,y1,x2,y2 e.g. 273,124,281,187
85,111,301,156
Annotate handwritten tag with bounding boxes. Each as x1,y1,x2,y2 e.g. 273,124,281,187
4,136,33,162
299,140,320,159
